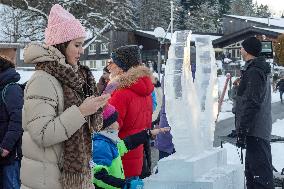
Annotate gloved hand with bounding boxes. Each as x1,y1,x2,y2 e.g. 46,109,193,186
124,178,144,189
236,132,246,149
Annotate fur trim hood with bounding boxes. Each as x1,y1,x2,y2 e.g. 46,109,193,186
116,66,154,96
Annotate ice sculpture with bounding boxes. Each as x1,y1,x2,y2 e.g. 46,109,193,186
144,31,243,189
164,31,218,157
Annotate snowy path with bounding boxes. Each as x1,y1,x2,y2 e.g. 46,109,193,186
214,101,284,147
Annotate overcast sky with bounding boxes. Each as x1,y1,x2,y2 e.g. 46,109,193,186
254,0,284,16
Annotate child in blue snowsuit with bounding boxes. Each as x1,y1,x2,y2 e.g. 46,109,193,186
91,104,170,189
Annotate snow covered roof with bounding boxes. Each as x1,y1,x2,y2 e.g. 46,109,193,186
253,27,284,34
137,30,222,43
191,34,221,42
213,26,282,48
225,15,284,28
136,30,172,41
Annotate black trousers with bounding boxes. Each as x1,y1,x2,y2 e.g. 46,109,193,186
245,136,274,189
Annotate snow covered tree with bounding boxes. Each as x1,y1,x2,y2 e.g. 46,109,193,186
0,0,137,41
184,1,221,33
0,4,45,42
218,0,232,16
173,0,187,30
254,4,271,17
230,0,255,16
131,0,143,28
139,0,171,30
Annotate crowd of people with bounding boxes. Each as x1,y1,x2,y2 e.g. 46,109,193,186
0,4,174,189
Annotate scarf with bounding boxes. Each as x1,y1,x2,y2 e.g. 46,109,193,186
36,62,102,189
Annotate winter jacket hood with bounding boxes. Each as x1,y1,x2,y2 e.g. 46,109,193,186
0,67,20,86
116,66,154,97
24,43,76,70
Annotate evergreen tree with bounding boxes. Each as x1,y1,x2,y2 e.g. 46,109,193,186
218,0,232,16
173,0,186,30
230,0,255,16
184,1,221,33
131,0,143,29
255,4,271,17
139,0,171,30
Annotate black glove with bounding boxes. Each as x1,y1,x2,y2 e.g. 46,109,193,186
236,132,246,149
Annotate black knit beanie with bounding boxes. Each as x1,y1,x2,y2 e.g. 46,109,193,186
241,37,262,57
111,45,141,71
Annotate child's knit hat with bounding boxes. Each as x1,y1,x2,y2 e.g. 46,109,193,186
111,45,141,72
45,4,86,46
102,104,118,129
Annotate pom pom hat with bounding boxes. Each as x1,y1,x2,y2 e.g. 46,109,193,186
45,4,86,46
102,104,118,130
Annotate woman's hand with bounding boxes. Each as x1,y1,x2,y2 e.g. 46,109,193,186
150,127,171,136
79,94,110,116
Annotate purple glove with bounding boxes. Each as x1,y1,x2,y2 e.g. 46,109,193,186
102,82,119,95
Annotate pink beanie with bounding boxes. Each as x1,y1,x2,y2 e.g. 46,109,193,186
102,104,118,129
45,4,87,46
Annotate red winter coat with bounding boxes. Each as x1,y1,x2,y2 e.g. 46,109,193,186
109,66,154,177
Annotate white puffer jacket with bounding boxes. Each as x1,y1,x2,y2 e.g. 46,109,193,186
21,43,86,189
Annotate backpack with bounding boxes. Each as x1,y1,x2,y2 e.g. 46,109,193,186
0,81,26,105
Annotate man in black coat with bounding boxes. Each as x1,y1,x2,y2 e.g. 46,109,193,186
236,37,274,189
0,47,23,189
276,77,284,103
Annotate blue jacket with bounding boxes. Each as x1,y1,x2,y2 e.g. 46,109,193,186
92,130,150,189
0,67,23,165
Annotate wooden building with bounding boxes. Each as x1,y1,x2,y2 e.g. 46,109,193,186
213,15,284,61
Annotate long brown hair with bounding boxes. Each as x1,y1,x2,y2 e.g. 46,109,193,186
53,41,70,57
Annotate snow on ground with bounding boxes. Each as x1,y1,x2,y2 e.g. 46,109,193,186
223,119,284,172
217,75,281,121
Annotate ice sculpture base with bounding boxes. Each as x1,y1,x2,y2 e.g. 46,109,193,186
144,148,244,189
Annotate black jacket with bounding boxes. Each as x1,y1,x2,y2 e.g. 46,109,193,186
0,67,23,165
235,56,272,141
276,79,284,91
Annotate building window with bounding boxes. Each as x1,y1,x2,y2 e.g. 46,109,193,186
237,49,240,58
89,44,96,54
100,43,108,54
101,59,108,67
90,60,96,68
84,60,96,68
20,49,24,60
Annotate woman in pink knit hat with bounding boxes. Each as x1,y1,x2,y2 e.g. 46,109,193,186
21,4,109,189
